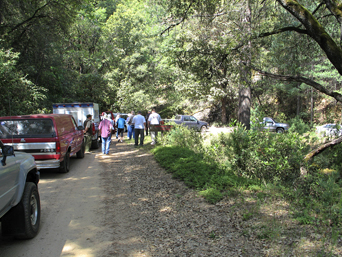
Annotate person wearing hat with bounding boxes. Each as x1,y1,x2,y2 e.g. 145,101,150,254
99,113,114,154
132,111,146,146
84,114,93,153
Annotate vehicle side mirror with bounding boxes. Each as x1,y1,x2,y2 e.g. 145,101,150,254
1,145,15,166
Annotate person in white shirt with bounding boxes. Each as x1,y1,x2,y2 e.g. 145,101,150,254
132,111,146,146
148,108,162,145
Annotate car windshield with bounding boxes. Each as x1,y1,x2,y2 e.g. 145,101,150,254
0,119,55,138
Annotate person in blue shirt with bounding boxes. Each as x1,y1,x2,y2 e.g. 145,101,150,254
116,114,126,143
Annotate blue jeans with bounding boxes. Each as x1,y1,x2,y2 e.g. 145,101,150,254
127,125,135,139
101,135,111,154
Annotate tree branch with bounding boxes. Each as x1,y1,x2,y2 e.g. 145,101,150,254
250,65,342,103
276,0,342,76
8,1,52,34
312,2,324,16
257,26,308,38
161,2,194,35
304,136,342,162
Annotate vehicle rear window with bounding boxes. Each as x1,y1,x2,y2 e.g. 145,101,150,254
175,115,181,120
0,119,55,138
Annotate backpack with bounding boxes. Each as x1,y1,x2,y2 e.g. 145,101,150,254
127,115,134,125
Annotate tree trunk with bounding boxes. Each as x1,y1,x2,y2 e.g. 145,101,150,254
238,0,252,130
296,93,301,116
238,87,251,130
304,136,342,162
221,96,227,124
311,87,314,126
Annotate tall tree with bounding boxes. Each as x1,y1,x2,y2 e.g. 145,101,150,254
0,0,85,110
102,0,179,112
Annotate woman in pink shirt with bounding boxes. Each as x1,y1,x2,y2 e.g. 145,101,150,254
99,114,114,154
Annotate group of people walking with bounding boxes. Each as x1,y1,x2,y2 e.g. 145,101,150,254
94,108,161,154
125,108,161,147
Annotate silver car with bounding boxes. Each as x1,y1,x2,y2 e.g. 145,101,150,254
260,117,289,133
316,124,342,137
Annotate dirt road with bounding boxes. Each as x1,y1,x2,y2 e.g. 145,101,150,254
0,138,264,257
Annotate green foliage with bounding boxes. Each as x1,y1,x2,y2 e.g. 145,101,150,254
205,128,304,184
152,145,217,189
288,117,311,134
199,188,222,204
160,124,203,150
0,48,47,115
311,143,342,174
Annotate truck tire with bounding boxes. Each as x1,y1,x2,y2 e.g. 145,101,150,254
77,141,85,159
200,126,207,133
59,151,70,173
15,182,41,239
1,182,41,239
276,128,284,133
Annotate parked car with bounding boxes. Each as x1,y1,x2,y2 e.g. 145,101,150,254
260,117,289,133
0,114,85,173
316,123,342,137
166,115,209,132
0,140,41,239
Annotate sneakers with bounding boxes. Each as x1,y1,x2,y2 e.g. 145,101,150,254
120,139,123,142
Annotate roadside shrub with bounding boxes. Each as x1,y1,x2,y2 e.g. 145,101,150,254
206,127,305,184
288,117,311,134
199,188,222,204
152,146,217,189
309,143,342,175
160,124,203,152
151,145,255,203
282,170,342,226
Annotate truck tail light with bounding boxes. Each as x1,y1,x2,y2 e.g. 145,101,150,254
56,142,61,154
92,123,96,136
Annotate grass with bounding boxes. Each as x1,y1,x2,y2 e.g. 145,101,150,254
126,128,342,255
147,128,342,256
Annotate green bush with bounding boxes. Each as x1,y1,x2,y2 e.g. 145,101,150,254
160,124,203,152
152,146,217,189
199,188,222,204
205,127,304,184
151,145,254,203
288,117,311,134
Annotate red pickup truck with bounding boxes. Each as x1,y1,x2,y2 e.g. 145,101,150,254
0,114,85,173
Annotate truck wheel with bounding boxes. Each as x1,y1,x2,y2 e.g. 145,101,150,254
77,141,85,159
59,151,70,173
91,139,100,149
200,126,207,133
276,128,284,133
16,182,41,239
